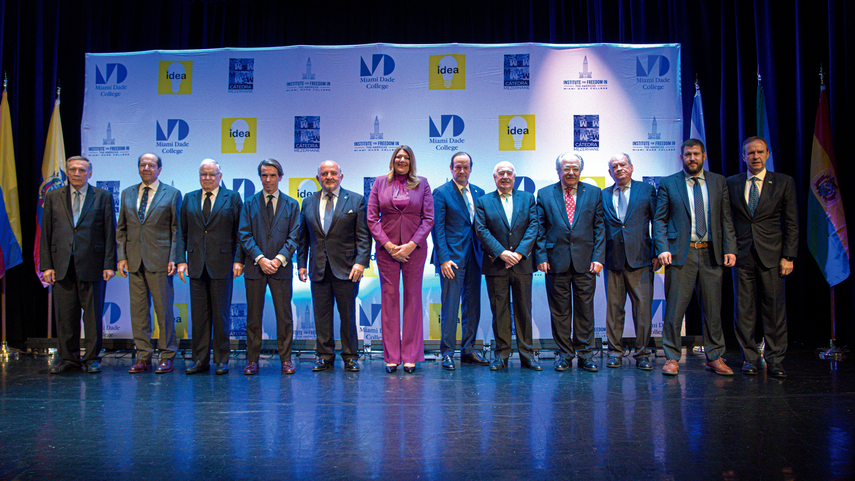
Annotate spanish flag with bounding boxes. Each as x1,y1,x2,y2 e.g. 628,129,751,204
0,85,23,277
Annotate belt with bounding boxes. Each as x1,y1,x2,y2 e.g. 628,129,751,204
690,242,709,249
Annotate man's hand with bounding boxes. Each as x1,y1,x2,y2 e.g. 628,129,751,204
589,262,603,275
177,263,188,283
499,250,520,266
117,260,128,277
167,261,176,276
537,262,550,273
103,270,115,282
233,263,244,278
724,254,736,267
350,264,365,282
298,267,308,282
43,269,56,285
440,260,458,279
652,258,661,271
658,252,672,267
779,258,794,277
259,257,280,275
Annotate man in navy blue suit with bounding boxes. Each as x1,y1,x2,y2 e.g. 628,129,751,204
602,153,658,371
431,152,488,370
654,139,737,376
475,161,541,371
535,153,605,373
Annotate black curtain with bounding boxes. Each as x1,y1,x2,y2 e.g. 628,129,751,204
2,0,852,349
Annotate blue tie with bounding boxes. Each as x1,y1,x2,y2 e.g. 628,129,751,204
692,178,706,238
138,186,150,223
748,177,760,215
617,187,627,222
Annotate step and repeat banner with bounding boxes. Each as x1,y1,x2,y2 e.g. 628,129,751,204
82,42,682,347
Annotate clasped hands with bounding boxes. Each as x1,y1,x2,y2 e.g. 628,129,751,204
177,262,244,282
536,259,603,275
384,241,416,263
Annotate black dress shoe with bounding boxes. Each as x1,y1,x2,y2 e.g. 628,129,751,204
768,363,787,378
185,361,210,375
741,361,758,375
607,355,622,368
578,358,599,372
554,358,570,371
403,364,417,373
441,354,455,371
313,359,334,372
215,364,229,375
50,360,80,374
460,352,490,365
489,358,507,371
84,360,102,373
521,358,543,371
636,357,653,371
344,359,360,372
385,364,397,373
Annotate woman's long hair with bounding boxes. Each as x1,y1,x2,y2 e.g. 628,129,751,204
386,145,420,189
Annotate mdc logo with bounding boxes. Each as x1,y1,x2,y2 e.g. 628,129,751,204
158,60,193,94
498,114,536,151
288,178,320,208
221,118,257,153
636,55,670,77
429,115,465,138
156,119,189,141
360,54,395,77
95,63,127,85
429,54,465,90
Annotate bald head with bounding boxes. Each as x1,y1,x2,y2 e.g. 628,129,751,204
317,160,343,193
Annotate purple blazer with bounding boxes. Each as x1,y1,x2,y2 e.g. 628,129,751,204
367,175,435,248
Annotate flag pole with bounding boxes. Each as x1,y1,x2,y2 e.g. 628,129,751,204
44,86,61,355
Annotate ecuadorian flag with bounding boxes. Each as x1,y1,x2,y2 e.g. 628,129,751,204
808,87,849,286
0,88,23,278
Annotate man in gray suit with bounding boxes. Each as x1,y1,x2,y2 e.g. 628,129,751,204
41,156,116,374
117,153,182,374
653,139,737,376
177,159,244,375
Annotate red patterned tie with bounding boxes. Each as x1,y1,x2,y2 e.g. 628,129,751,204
565,188,575,226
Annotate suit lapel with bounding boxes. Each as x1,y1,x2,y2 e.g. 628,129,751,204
76,185,96,223
625,180,639,219
258,192,272,229
206,190,227,224
269,190,286,229
552,183,571,229
491,192,510,230
142,184,167,224
60,187,74,227
675,173,692,217
603,185,617,221
755,171,776,215
451,183,471,224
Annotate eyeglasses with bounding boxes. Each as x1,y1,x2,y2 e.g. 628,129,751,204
199,173,221,178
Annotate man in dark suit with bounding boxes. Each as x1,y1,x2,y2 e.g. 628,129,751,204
430,152,488,370
177,159,244,375
653,139,737,376
239,158,300,375
727,137,798,378
117,153,182,374
602,153,658,371
474,161,541,371
297,160,372,373
41,156,116,374
535,152,605,373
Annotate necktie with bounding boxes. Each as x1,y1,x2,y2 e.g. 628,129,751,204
203,192,212,221
72,190,81,226
266,194,274,220
462,187,473,223
692,177,707,238
748,177,760,215
617,186,627,222
565,188,575,227
138,186,150,223
501,193,513,226
323,192,334,234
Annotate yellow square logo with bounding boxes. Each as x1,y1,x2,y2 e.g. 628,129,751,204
288,178,320,208
499,115,536,151
158,61,193,95
221,118,257,153
429,54,465,90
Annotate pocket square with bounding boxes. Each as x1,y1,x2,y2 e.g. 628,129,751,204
348,209,353,213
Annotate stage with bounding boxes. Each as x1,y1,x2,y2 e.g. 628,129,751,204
1,345,852,479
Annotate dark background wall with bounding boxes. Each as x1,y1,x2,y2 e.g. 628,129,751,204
1,0,852,350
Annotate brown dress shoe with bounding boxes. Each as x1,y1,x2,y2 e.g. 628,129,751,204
155,359,174,374
281,360,296,374
128,359,152,374
662,359,679,376
705,358,734,376
243,362,259,375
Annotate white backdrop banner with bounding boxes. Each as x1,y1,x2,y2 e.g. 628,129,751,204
82,43,682,347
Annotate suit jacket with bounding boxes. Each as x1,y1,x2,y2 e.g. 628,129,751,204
239,190,300,280
534,182,605,272
726,171,798,269
116,182,181,273
602,180,657,270
297,187,372,282
474,190,538,276
177,188,245,279
430,180,484,273
367,175,434,249
39,184,117,282
653,170,737,266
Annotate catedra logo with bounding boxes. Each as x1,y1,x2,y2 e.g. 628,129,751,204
221,118,257,153
158,61,193,94
429,54,465,90
498,115,535,151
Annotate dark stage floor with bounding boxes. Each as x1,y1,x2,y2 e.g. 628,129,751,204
1,345,853,480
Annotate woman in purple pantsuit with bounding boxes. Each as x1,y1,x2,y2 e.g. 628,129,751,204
367,145,434,373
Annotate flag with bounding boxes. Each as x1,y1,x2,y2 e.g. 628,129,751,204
756,80,776,172
0,87,23,277
34,94,66,287
689,80,709,171
807,86,849,286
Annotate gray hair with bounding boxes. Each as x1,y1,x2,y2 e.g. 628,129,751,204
200,158,221,174
556,152,584,170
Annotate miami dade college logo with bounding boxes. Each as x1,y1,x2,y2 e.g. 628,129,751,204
95,63,128,97
429,115,465,152
360,54,396,90
156,119,190,155
636,55,670,91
